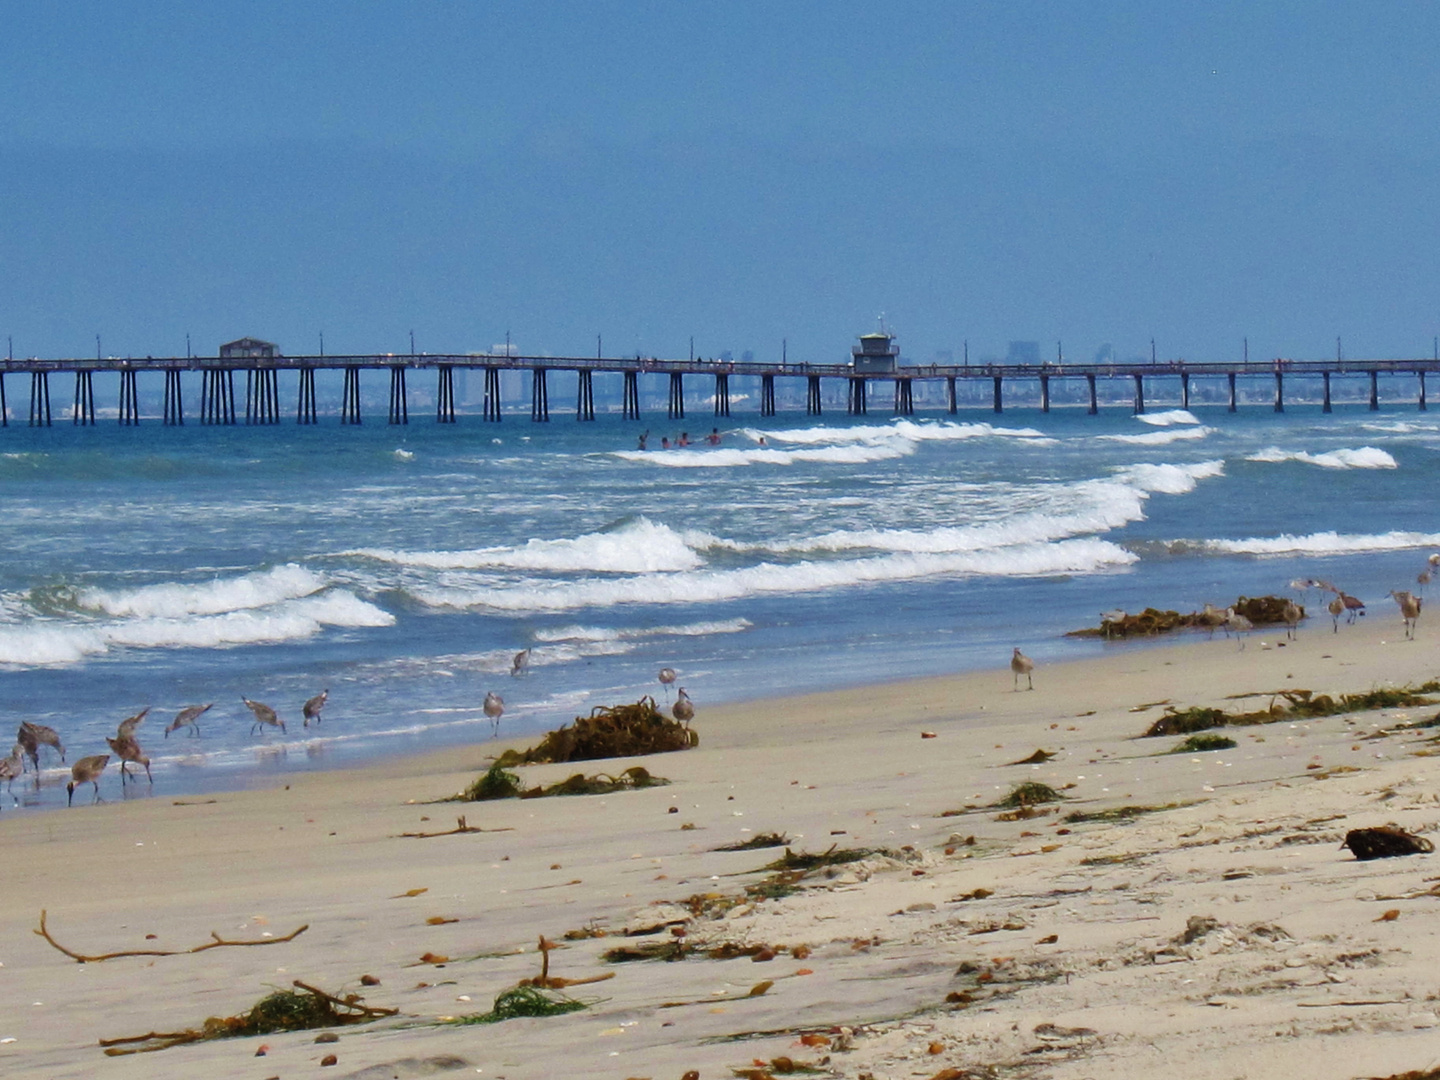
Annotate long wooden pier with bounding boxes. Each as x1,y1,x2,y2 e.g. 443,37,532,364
2,353,1437,426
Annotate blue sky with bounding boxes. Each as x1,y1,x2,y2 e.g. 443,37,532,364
3,2,1439,363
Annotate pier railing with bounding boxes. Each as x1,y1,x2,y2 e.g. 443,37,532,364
1,353,1436,425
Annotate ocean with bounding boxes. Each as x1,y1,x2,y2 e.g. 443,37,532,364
2,378,1436,809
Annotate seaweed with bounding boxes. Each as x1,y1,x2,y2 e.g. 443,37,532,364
714,832,792,852
495,697,697,766
1172,733,1237,753
1068,596,1304,639
463,762,522,801
1342,826,1436,860
99,981,396,1055
1062,803,1189,824
460,765,667,802
759,845,877,872
997,782,1064,808
1143,682,1440,738
445,985,589,1024
1143,708,1231,737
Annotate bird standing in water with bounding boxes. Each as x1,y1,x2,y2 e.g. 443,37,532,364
67,755,110,806
658,667,677,703
1011,648,1034,691
484,692,505,738
17,721,65,773
511,649,532,677
242,698,285,736
166,703,212,738
303,689,329,728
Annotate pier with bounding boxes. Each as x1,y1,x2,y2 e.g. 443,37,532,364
1,352,1438,426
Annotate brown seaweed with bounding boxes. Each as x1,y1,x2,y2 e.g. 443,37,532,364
495,697,697,766
1342,826,1436,860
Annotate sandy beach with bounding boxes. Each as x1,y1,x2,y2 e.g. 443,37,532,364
4,614,1440,1080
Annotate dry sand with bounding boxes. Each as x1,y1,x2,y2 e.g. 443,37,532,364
4,615,1440,1080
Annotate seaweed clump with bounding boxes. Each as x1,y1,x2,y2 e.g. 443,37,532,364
496,697,697,766
714,832,792,852
1172,733,1238,753
998,782,1064,808
99,982,397,1055
1069,595,1303,639
446,985,588,1025
462,764,666,802
1143,683,1440,738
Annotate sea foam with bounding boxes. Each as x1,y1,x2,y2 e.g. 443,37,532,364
1246,446,1397,469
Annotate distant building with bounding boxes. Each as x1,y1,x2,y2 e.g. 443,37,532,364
219,337,279,360
852,330,898,374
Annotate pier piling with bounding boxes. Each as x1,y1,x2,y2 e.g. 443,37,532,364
481,367,499,422
807,374,822,416
668,372,685,419
576,369,594,421
531,368,549,422
73,371,95,426
437,365,457,423
714,372,730,417
119,369,140,425
29,372,50,427
622,370,640,420
163,369,183,425
388,366,408,424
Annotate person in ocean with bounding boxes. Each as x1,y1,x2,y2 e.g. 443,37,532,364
707,428,721,445
678,432,690,447
637,430,649,450
661,436,670,449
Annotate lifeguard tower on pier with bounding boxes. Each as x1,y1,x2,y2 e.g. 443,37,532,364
851,326,898,374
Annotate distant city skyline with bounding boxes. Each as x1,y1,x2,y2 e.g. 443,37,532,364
4,2,1440,365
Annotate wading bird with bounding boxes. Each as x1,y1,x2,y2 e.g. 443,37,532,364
672,687,695,725
0,745,23,801
1223,608,1253,649
657,667,677,702
1011,648,1035,690
510,649,532,677
106,730,152,786
303,689,328,728
116,707,149,741
1282,600,1302,641
241,698,285,736
1390,590,1422,640
483,691,504,738
166,703,212,738
67,755,110,806
17,721,65,773
1328,594,1345,633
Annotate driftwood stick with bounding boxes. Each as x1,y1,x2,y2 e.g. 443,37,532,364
35,909,309,963
291,980,398,1018
397,816,515,838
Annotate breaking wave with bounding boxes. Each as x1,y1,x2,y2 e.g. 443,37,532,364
1246,446,1397,469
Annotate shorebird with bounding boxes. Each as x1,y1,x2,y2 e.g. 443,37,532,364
672,687,695,725
17,721,65,773
1340,591,1366,624
241,698,285,735
1011,648,1034,691
106,731,152,786
67,755,109,806
483,691,504,738
1198,603,1228,639
510,649,532,677
1390,590,1422,640
657,666,677,702
166,703,212,738
0,745,23,801
1223,608,1253,649
303,689,328,728
1282,600,1302,641
1328,594,1345,633
116,707,150,741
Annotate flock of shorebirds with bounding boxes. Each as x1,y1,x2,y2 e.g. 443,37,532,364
12,646,702,808
1008,555,1437,691
3,691,329,807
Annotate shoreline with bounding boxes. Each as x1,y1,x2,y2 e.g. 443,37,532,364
5,614,1439,1079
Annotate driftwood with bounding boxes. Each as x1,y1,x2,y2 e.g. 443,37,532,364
398,815,514,839
35,909,308,963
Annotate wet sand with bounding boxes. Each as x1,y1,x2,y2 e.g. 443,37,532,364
3,614,1439,1079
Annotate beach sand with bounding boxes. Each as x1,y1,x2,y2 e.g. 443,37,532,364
4,615,1440,1079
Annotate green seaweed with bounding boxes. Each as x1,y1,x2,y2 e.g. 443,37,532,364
759,846,877,872
464,761,522,801
446,985,588,1024
714,832,792,852
1063,802,1189,824
1172,733,1238,753
997,782,1064,808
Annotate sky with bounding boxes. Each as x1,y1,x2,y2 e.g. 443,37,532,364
3,1,1440,364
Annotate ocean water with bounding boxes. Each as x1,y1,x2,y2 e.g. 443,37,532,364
2,387,1437,810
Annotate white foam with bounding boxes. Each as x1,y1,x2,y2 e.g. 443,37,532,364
1098,426,1213,446
349,517,703,574
1246,446,1397,469
613,443,910,467
1114,460,1226,495
76,564,326,619
535,618,753,643
409,538,1137,613
0,591,393,667
1134,409,1201,427
1204,530,1440,556
753,419,1054,446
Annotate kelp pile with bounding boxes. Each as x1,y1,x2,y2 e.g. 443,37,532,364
99,981,396,1055
463,763,666,802
1070,596,1303,639
496,697,698,766
446,985,588,1025
1142,682,1440,737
